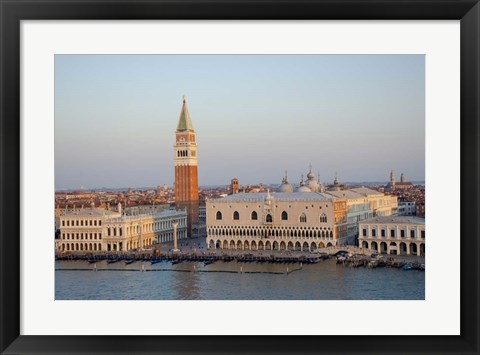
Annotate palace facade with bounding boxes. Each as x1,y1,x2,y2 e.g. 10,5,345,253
206,190,347,251
206,169,399,250
56,204,187,253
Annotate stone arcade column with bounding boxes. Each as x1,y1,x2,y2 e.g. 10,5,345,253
172,222,179,253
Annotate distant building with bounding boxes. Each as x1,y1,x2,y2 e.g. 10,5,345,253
386,171,414,191
57,204,187,253
328,173,347,191
358,216,425,256
174,96,199,238
416,202,425,217
229,178,239,195
398,201,416,216
198,205,207,237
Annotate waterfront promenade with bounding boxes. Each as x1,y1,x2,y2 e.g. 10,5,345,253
56,237,425,270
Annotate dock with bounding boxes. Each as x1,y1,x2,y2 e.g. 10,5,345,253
55,251,327,265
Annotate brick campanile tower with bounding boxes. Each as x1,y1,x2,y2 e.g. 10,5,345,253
174,96,199,238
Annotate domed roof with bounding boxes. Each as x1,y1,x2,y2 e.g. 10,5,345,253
297,185,312,192
296,174,312,192
307,164,315,180
278,170,294,193
279,183,294,193
305,179,319,192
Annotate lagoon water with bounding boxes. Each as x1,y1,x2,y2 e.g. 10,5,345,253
55,259,424,300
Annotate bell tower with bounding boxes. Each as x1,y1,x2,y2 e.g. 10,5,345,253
174,96,199,237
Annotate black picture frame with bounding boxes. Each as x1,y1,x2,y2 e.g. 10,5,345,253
1,1,479,354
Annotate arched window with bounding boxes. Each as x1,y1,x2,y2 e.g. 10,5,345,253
300,213,307,223
266,214,273,223
251,211,258,220
281,211,288,220
233,211,239,220
216,211,222,220
320,213,327,223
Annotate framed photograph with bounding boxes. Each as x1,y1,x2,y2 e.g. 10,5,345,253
1,0,479,354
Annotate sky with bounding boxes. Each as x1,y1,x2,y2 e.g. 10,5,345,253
55,55,425,190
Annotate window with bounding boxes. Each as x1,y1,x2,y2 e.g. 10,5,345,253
300,213,307,223
233,211,239,220
381,229,386,237
320,213,327,223
281,211,288,220
372,229,376,237
76,220,79,226
362,228,367,237
390,229,395,237
410,230,415,238
62,220,65,226
401,230,405,238
216,211,222,220
421,230,425,239
266,214,273,223
251,211,258,220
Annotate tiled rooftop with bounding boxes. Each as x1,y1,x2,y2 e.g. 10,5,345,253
360,216,425,225
210,192,333,202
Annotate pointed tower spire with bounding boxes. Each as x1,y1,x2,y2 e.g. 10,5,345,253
176,95,195,131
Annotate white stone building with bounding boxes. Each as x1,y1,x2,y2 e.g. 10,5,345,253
349,187,398,216
358,216,425,256
324,189,373,245
206,190,345,251
57,205,187,253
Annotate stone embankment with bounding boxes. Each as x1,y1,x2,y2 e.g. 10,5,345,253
336,253,425,271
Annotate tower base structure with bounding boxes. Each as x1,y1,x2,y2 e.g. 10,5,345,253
176,200,199,238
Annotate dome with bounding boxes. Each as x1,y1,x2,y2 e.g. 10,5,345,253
278,171,294,193
305,179,319,192
279,182,294,193
297,175,311,192
297,185,312,192
307,171,315,180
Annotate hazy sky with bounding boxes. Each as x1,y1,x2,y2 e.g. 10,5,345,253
55,55,425,190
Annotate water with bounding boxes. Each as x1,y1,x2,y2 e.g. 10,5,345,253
55,259,424,300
